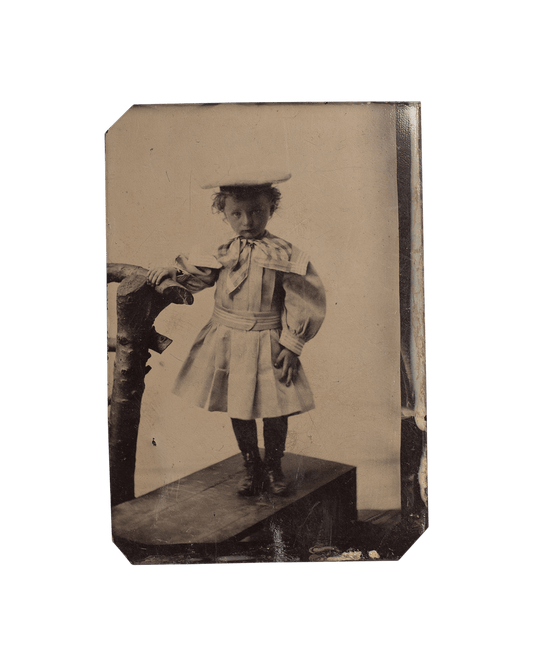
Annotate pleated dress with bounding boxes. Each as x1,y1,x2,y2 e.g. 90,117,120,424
172,232,326,421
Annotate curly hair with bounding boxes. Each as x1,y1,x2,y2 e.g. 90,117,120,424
212,185,282,216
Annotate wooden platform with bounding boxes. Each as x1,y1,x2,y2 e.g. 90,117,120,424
112,451,357,549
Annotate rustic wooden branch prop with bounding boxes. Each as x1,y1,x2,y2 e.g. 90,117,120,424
107,263,193,506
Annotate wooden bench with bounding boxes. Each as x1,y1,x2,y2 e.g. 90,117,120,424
112,451,357,562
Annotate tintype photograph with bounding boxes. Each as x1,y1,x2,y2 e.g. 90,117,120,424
106,102,427,564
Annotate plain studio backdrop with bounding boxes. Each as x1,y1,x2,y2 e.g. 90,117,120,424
106,102,401,511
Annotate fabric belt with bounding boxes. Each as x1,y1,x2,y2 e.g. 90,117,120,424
211,305,281,331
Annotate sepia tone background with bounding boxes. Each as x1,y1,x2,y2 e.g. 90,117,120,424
106,103,401,510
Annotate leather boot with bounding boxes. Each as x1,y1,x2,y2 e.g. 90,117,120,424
264,416,289,496
264,457,288,496
238,452,264,496
231,418,264,496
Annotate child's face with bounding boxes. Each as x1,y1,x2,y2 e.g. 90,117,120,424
223,194,272,239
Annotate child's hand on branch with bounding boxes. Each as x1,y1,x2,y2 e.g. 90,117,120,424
147,267,178,287
275,347,300,387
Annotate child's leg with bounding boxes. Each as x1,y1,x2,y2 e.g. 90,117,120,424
231,418,263,496
263,415,289,495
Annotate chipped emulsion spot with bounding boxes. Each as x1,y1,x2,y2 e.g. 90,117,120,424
326,550,362,562
419,452,428,507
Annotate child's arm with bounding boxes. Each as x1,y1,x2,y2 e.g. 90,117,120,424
147,253,220,293
280,260,326,355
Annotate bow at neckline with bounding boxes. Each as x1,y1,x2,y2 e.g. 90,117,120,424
215,232,292,294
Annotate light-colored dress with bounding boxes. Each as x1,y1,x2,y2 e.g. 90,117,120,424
172,231,326,420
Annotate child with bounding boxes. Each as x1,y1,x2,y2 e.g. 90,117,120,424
147,176,326,496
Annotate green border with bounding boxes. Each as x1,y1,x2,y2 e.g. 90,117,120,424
3,1,530,664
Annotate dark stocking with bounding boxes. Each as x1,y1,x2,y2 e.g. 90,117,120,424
231,418,259,456
263,415,289,495
263,416,288,461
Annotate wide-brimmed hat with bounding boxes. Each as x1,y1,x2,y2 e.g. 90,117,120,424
200,171,291,190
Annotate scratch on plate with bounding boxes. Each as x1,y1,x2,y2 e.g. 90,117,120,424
270,524,287,562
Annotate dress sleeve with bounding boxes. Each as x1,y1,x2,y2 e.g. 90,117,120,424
173,252,221,294
279,261,326,355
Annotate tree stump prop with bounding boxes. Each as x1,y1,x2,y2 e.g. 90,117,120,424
107,263,193,506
